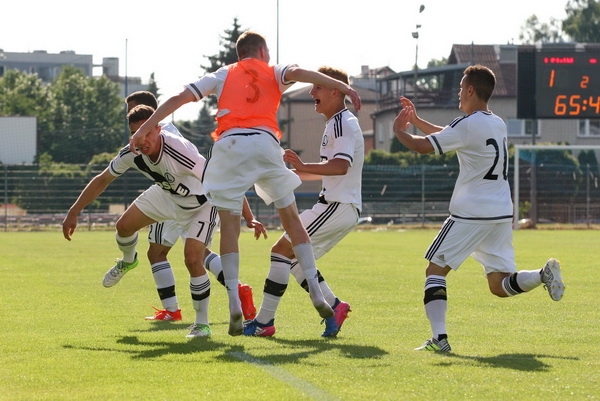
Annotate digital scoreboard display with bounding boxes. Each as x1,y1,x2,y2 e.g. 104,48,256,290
517,47,600,119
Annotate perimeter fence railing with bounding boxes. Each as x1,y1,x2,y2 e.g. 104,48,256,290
1,160,599,232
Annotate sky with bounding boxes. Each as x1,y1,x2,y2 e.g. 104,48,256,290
2,0,570,120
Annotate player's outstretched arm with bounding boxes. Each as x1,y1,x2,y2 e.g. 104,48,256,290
283,149,347,179
62,169,116,241
285,67,361,111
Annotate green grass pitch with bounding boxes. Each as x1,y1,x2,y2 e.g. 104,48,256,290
1,228,598,400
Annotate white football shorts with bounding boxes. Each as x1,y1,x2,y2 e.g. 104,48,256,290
283,201,359,260
147,220,184,248
203,131,301,213
134,185,218,246
425,217,516,274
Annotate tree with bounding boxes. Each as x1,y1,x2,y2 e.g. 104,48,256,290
0,70,51,120
200,17,244,73
199,17,246,108
43,66,124,164
177,102,215,155
171,18,247,147
519,15,566,44
147,72,160,99
563,0,600,42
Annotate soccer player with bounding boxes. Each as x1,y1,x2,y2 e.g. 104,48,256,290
128,31,362,336
62,104,265,338
244,66,363,338
124,91,258,322
392,64,565,352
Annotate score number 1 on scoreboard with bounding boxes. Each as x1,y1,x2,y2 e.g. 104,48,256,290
535,50,600,118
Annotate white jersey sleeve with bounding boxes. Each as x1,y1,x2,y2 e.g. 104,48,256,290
426,111,513,221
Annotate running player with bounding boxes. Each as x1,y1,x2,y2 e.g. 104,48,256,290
244,66,363,338
392,64,565,352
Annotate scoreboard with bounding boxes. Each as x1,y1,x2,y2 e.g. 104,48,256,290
517,46,600,119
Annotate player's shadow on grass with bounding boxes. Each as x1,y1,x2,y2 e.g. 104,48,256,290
438,352,579,372
217,337,388,365
63,335,232,359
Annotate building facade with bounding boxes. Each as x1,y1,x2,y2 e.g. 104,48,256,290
374,43,600,152
0,49,146,99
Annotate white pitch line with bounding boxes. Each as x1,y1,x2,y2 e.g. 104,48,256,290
229,351,340,401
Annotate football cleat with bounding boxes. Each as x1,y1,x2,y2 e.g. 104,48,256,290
186,324,212,338
541,258,565,301
103,253,138,287
415,337,452,352
144,307,182,321
238,283,257,320
322,301,351,338
243,319,276,337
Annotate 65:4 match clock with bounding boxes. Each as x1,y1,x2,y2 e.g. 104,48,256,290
517,45,600,119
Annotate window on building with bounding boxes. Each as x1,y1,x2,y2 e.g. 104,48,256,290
578,120,600,136
507,119,539,137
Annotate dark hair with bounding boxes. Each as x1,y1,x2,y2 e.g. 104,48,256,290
236,31,267,59
463,65,495,102
125,91,158,109
317,66,349,85
127,104,155,125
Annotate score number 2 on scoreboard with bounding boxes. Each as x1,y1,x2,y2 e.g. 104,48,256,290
536,51,600,118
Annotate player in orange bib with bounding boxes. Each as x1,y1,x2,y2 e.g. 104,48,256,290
129,31,361,336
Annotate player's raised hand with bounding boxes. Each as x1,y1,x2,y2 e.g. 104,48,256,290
393,104,413,133
400,96,418,123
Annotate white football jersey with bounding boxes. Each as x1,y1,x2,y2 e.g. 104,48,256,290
319,108,363,211
160,121,182,137
427,111,512,222
109,130,207,210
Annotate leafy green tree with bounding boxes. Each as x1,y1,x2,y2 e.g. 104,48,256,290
519,14,566,44
171,18,246,147
199,17,246,108
200,17,244,73
0,70,50,118
43,66,123,163
563,0,600,42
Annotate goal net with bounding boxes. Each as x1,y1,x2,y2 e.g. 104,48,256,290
513,144,600,229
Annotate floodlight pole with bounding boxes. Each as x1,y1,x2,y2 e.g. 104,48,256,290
412,5,425,226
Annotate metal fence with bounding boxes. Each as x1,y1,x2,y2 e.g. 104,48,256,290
2,161,599,232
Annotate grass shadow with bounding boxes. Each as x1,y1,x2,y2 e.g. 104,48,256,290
63,335,232,359
217,337,388,365
438,352,580,371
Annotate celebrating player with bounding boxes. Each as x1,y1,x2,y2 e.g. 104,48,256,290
62,104,265,338
128,31,361,336
244,66,363,338
392,64,565,352
124,91,257,323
